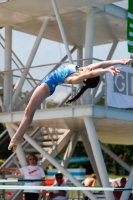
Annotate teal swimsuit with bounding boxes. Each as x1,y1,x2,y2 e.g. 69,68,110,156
39,64,79,95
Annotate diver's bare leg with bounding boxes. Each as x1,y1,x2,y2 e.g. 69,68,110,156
8,83,50,151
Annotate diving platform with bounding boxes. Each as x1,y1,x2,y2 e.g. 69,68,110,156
0,105,133,145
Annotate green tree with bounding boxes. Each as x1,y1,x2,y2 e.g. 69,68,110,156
0,123,12,159
102,144,133,175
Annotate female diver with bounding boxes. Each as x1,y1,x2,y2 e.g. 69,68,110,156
8,58,131,151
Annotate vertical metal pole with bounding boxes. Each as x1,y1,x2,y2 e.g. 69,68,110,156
84,8,95,66
49,46,77,74
61,132,80,168
83,8,95,104
77,46,83,67
9,71,13,112
51,0,73,64
3,26,12,112
51,0,74,102
105,40,118,107
6,123,27,167
81,133,102,186
121,167,133,200
106,40,118,60
12,17,50,107
77,47,84,105
84,117,114,200
78,190,80,200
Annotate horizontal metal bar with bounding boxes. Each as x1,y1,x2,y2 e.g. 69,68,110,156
0,185,132,191
0,179,45,183
97,4,127,20
0,58,103,74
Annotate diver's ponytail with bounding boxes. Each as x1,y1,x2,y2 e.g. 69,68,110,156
66,76,100,104
66,85,87,104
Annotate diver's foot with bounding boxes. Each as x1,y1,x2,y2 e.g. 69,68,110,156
8,138,24,152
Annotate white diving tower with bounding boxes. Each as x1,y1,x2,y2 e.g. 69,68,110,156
0,0,133,200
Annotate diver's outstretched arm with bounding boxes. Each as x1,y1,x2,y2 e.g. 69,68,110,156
85,59,132,70
65,66,121,84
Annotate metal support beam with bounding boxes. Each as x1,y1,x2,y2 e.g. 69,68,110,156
51,0,73,64
90,73,105,105
56,46,77,107
57,92,71,107
14,88,34,111
92,88,105,105
53,46,77,72
77,47,84,105
51,0,74,102
81,133,102,186
6,123,27,167
100,142,131,172
0,96,5,112
32,46,77,89
77,46,83,67
106,40,118,60
121,167,133,200
84,117,114,200
84,8,95,66
40,129,73,168
24,133,97,200
12,17,50,107
3,26,12,112
61,132,80,168
97,4,127,20
83,8,95,104
0,34,37,88
102,40,118,107
0,129,8,139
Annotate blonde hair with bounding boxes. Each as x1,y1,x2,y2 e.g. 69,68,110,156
91,173,96,179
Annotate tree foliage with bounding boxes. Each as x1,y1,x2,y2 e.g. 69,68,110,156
103,144,133,175
0,123,12,159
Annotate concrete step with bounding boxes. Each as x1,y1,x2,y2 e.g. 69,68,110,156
24,147,50,153
37,141,55,146
36,135,61,141
41,128,67,135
